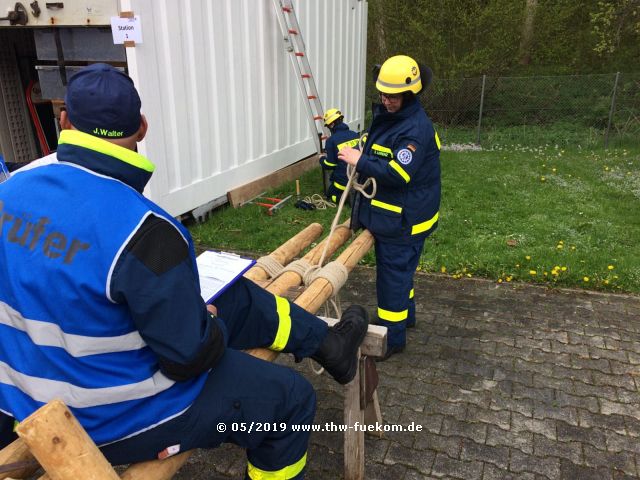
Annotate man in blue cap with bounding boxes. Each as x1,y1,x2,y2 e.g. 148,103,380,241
0,63,367,479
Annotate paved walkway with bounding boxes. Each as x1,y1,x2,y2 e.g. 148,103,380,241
175,267,640,479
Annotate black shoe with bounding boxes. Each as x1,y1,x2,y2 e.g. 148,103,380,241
375,344,405,362
311,305,369,384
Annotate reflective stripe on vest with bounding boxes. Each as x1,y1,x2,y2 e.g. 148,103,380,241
333,181,346,191
372,144,393,158
269,295,292,351
411,211,439,235
378,307,408,322
323,158,337,167
435,132,441,150
371,199,402,214
337,138,359,150
389,160,410,183
247,452,307,479
409,288,415,299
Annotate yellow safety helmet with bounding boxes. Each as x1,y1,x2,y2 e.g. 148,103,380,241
375,55,422,95
323,108,343,127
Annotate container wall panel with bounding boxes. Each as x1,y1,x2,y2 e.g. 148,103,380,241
122,0,368,217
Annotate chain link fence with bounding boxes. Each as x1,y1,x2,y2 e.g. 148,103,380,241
368,73,640,149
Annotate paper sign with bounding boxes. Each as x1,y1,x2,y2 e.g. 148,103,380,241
111,15,143,44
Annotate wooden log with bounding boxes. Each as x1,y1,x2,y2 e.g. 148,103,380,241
247,229,373,362
0,438,39,479
243,222,323,282
15,400,120,480
121,229,375,480
292,229,374,315
266,221,352,297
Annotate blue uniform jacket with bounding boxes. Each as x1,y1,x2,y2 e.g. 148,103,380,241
353,96,441,244
320,123,359,201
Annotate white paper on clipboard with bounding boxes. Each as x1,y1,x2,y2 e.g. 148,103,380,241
196,250,256,303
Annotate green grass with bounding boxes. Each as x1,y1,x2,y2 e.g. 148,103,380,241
190,145,640,294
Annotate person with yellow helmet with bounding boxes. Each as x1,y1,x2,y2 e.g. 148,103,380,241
318,108,359,203
339,54,441,360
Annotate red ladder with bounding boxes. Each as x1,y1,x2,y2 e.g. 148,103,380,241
272,0,329,154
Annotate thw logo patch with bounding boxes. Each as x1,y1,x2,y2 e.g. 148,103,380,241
397,148,413,165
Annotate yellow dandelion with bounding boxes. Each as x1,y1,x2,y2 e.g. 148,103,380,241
613,275,619,279
561,266,567,271
441,266,447,273
516,263,520,268
558,240,564,245
604,280,610,285
529,270,537,275
543,272,548,276
571,246,576,251
552,168,557,173
540,176,546,182
506,276,513,282
525,255,531,260
583,276,589,282
607,265,614,270
557,244,564,250
466,273,472,278
498,278,503,283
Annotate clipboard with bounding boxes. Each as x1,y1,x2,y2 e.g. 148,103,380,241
196,250,256,303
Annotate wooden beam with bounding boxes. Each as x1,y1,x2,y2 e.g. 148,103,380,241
227,154,320,208
15,400,119,480
344,359,364,480
244,222,323,282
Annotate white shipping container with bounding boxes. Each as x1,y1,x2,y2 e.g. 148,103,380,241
0,0,368,217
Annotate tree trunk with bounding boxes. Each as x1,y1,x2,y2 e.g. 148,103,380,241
519,0,538,65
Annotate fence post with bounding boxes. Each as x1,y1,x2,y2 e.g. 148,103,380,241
476,75,486,145
605,71,620,149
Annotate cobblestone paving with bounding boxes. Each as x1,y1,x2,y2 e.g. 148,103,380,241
176,267,640,479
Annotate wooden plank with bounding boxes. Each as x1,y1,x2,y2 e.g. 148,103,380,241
227,154,320,208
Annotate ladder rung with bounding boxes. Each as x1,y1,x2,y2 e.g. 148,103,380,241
301,74,311,78
288,29,298,34
313,115,322,120
282,7,292,13
307,95,317,99
321,136,328,140
295,52,305,57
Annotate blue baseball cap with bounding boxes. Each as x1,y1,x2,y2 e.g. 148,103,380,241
64,63,142,139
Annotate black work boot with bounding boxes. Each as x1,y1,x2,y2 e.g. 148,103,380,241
311,305,369,384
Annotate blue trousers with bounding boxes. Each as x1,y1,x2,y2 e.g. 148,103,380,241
101,278,328,479
374,238,425,348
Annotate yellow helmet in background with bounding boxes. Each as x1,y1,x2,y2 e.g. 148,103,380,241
323,108,343,127
375,55,422,94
